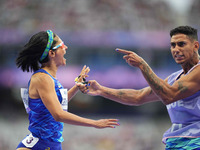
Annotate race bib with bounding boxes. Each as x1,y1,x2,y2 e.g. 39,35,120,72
59,89,68,111
22,133,39,148
21,88,68,112
20,88,30,113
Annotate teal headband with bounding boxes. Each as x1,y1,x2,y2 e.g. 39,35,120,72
39,30,54,62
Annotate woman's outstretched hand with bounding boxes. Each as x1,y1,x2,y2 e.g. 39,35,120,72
75,65,90,83
94,119,120,129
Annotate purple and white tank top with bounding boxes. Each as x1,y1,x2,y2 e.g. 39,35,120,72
162,62,200,144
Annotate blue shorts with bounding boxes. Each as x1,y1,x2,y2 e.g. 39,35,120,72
16,133,62,150
166,137,200,150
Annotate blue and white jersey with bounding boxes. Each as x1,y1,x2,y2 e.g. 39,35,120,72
21,69,68,143
162,62,200,143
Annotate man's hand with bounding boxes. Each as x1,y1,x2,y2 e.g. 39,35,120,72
76,80,102,96
116,48,145,68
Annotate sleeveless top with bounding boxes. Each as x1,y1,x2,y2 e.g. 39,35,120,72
162,62,200,144
21,69,68,143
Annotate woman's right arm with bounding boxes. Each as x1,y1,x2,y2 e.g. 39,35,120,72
30,73,119,129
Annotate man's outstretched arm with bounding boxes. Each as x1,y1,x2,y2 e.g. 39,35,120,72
77,80,160,106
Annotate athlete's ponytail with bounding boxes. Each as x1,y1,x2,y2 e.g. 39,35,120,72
16,31,56,72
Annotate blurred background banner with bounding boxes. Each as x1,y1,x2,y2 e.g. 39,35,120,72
0,0,199,149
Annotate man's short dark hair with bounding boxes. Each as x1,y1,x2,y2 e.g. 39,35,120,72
170,26,198,41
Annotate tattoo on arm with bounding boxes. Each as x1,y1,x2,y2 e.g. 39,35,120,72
104,90,125,99
148,88,153,95
178,81,188,93
140,61,166,95
118,91,125,96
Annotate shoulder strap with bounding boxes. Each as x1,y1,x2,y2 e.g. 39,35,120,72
33,69,54,79
28,69,54,88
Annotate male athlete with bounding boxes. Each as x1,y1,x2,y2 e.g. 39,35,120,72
78,26,200,149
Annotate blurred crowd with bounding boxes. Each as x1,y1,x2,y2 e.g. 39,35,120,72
1,0,199,32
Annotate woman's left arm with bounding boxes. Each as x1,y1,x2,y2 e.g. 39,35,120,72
68,84,79,101
68,65,90,101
